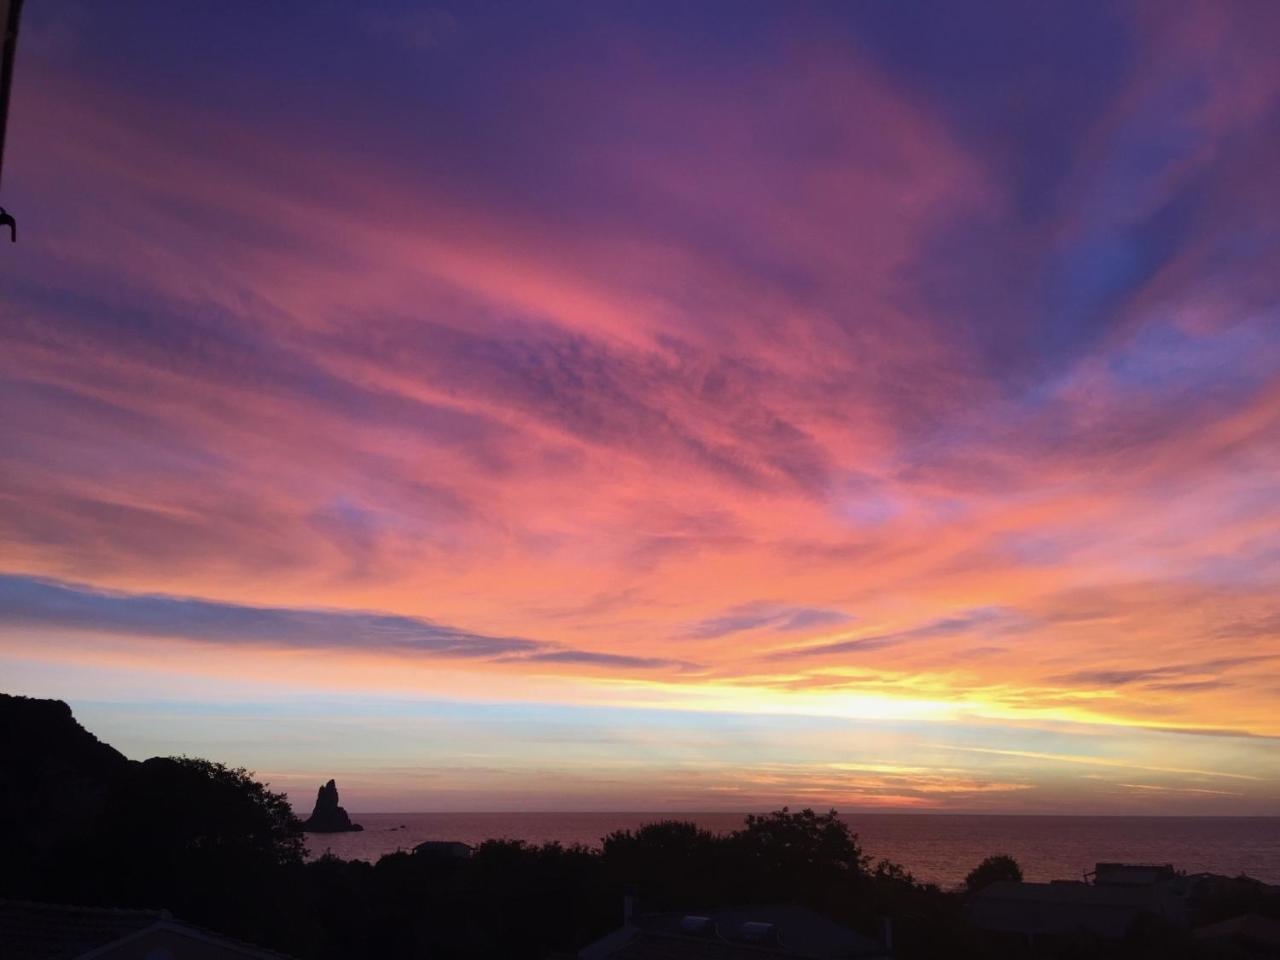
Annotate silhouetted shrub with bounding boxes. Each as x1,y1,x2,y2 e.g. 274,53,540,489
964,853,1023,892
603,819,720,910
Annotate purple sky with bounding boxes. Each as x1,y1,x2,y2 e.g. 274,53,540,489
2,1,1279,813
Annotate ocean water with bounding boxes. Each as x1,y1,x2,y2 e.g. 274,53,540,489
305,813,1280,887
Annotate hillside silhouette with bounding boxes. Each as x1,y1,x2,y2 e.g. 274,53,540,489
1,694,131,889
1,694,128,834
0,694,304,949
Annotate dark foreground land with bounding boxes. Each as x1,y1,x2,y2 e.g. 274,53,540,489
2,693,1277,960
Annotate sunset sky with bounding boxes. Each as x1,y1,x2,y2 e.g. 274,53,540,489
2,1,1279,814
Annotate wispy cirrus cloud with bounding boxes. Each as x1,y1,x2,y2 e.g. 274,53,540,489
1052,655,1280,690
682,602,855,640
766,608,1021,660
520,650,701,672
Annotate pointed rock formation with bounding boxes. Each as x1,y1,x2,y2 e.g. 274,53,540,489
302,778,363,832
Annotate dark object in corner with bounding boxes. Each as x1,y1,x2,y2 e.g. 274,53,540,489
302,779,363,833
1,0,25,242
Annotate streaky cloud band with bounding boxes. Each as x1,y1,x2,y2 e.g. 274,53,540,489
0,574,696,670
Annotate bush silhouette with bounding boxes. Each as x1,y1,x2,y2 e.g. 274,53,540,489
964,853,1023,892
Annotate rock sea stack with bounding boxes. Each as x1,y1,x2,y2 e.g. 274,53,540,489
302,778,363,832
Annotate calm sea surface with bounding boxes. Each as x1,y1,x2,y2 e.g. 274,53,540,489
306,813,1280,886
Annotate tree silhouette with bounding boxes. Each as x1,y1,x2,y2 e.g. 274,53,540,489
733,807,867,875
603,819,720,910
86,756,305,946
963,853,1023,892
